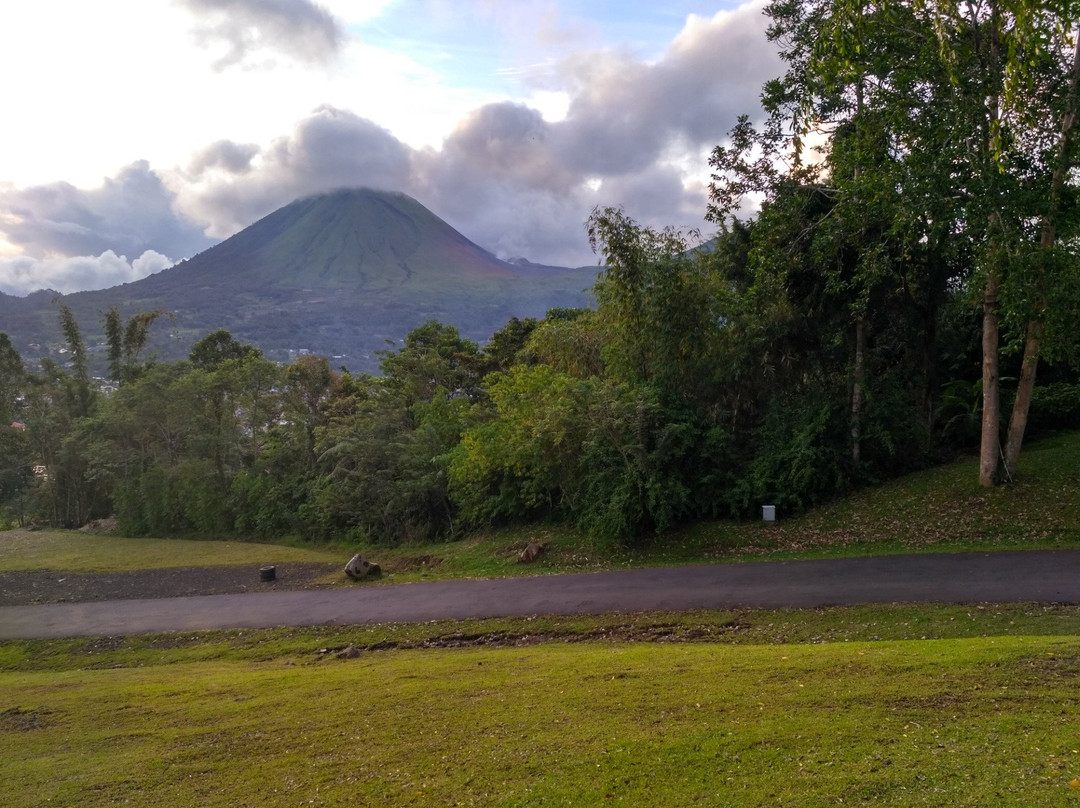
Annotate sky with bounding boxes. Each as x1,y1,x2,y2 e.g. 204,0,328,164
0,0,782,296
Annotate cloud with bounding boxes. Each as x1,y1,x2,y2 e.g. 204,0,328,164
0,250,174,297
0,162,214,261
177,0,345,68
593,163,708,233
1,2,781,293
187,141,261,176
433,102,575,193
175,106,415,238
404,0,779,266
551,3,778,177
410,102,592,266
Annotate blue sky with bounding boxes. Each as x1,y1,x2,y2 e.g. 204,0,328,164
0,0,780,295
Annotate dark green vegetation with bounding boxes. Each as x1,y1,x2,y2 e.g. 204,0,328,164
2,0,1079,544
1,425,1078,590
708,0,1080,488
0,189,594,374
4,609,1080,806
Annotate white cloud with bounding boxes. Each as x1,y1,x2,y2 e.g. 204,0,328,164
0,162,213,261
0,250,174,296
176,0,346,69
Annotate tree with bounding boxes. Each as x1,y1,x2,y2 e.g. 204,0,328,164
448,364,593,526
586,206,728,413
312,323,487,544
1002,23,1080,473
378,320,486,406
0,335,32,524
190,328,259,370
0,333,23,426
711,0,1080,486
103,306,170,384
57,303,93,419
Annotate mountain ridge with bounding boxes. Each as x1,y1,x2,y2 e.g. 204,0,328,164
1,188,596,372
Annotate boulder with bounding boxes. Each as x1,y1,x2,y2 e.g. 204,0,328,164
345,554,381,580
517,541,545,564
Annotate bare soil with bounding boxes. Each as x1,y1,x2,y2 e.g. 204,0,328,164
0,562,346,606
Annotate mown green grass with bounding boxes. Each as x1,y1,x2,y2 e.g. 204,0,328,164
2,604,1079,673
4,625,1080,807
0,531,344,573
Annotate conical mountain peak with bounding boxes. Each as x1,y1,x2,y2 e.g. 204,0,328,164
1,188,593,373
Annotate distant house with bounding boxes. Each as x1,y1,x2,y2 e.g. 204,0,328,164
10,422,25,430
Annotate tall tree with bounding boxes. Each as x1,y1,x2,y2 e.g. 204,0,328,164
712,0,1080,485
103,306,170,384
0,333,23,426
1002,23,1080,472
0,336,32,524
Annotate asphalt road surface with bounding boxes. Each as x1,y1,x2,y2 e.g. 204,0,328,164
2,550,1078,640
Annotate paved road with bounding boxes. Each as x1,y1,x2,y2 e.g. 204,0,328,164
1,550,1078,640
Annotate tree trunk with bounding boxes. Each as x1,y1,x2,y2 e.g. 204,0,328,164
851,317,866,465
979,271,1001,487
1004,319,1041,472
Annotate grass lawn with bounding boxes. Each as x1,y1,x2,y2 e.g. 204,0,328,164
3,608,1080,807
0,531,345,573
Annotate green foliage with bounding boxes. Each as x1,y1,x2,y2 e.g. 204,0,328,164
20,311,105,527
576,384,704,541
1028,382,1080,433
317,339,479,545
731,388,850,516
449,364,593,525
115,460,230,536
56,303,92,418
0,333,23,426
378,320,485,405
189,328,260,370
0,425,33,526
481,316,539,373
524,309,604,379
586,207,728,409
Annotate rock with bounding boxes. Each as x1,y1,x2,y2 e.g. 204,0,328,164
517,541,545,564
345,554,381,580
336,645,362,659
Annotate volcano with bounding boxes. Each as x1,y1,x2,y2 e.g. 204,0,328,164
0,189,596,373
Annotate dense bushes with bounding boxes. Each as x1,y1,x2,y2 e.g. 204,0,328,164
0,212,1071,544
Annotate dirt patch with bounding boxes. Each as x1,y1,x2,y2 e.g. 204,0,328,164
0,707,53,731
309,620,747,658
0,562,346,606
